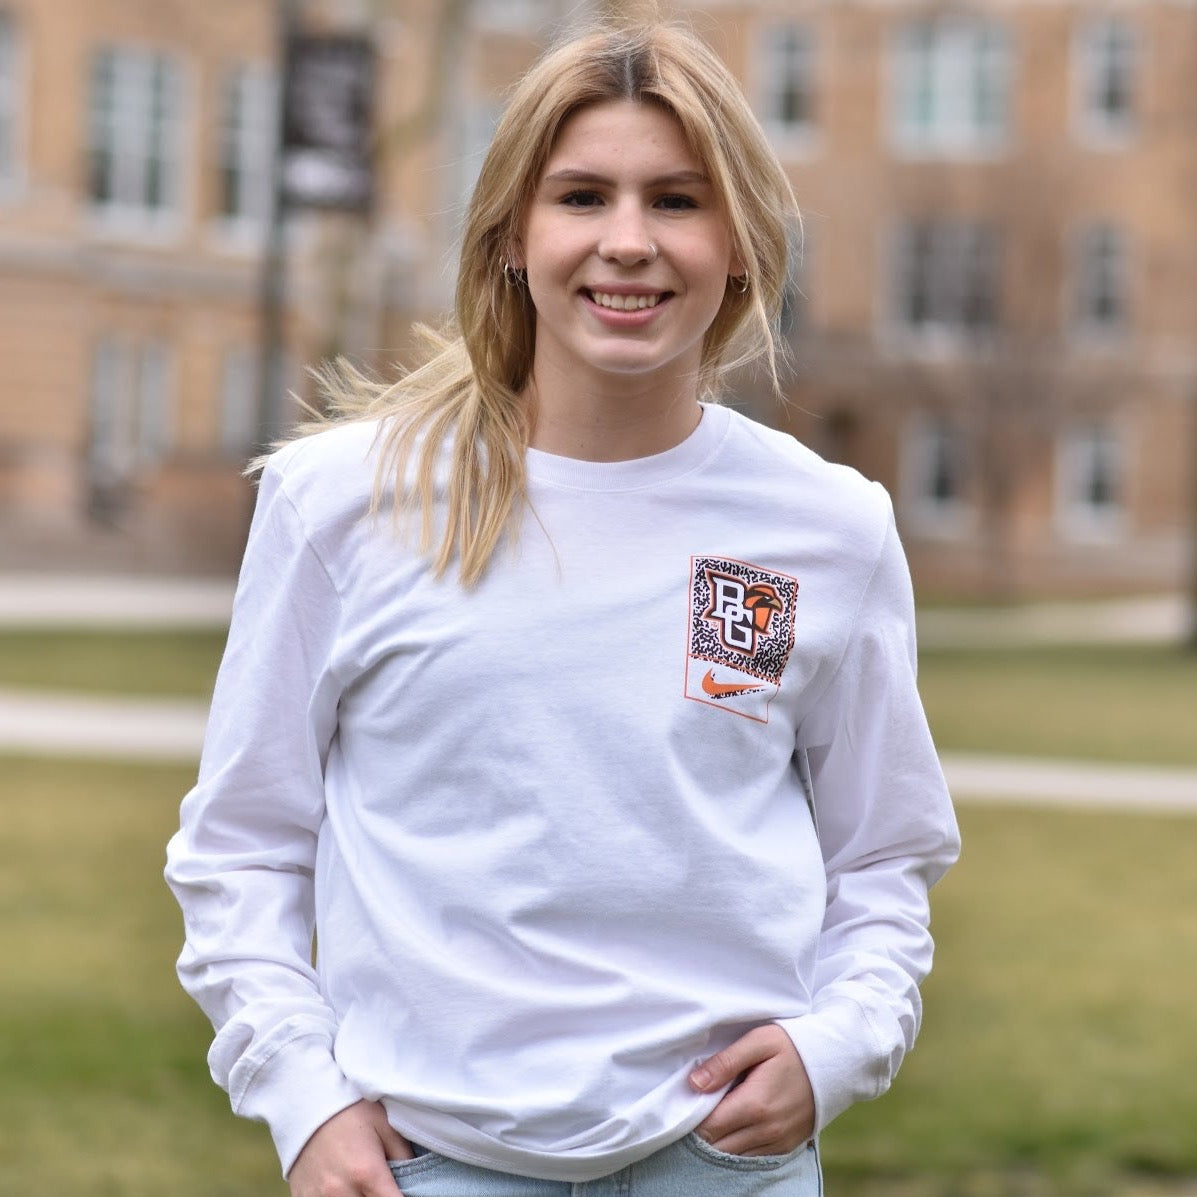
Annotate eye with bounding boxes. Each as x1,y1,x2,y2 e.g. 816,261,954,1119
657,193,700,211
560,189,604,208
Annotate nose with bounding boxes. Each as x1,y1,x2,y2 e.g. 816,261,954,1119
597,198,656,266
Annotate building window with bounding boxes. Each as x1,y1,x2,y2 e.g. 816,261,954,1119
87,336,174,514
1075,18,1137,143
902,414,971,535
757,24,816,145
216,63,274,229
0,8,21,188
893,221,1001,340
87,45,183,223
892,18,1011,155
1056,420,1125,540
1073,224,1128,340
136,340,173,462
219,346,257,458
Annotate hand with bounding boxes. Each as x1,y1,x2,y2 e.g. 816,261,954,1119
689,1024,815,1157
288,1100,411,1196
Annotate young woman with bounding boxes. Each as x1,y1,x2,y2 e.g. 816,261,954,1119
166,22,959,1197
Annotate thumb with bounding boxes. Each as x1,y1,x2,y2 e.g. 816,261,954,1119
689,1026,778,1093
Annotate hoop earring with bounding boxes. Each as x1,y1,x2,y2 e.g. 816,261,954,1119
731,273,750,294
503,261,525,287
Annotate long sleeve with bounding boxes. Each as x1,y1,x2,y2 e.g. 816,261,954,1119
780,497,960,1133
164,459,363,1174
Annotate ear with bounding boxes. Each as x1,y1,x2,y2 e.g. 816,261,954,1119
507,239,526,271
728,245,746,281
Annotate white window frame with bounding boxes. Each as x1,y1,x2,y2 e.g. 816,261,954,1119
88,336,174,497
890,220,1001,346
900,413,973,537
87,44,186,235
89,336,136,493
755,23,818,155
1055,419,1127,542
1074,17,1138,146
1072,222,1129,343
891,17,1012,158
212,61,275,246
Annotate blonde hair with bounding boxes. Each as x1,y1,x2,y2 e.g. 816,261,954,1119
297,22,800,585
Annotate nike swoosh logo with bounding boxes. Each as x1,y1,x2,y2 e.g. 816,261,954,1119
701,668,767,698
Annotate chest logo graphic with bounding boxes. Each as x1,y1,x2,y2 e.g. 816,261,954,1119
703,574,784,655
685,557,798,723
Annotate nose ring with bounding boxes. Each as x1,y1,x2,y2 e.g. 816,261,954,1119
647,243,658,263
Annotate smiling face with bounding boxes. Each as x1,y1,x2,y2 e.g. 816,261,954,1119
513,100,740,404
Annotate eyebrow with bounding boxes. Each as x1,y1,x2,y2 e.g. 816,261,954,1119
541,168,712,188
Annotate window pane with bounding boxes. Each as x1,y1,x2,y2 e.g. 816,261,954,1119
87,49,117,202
895,18,1009,151
763,25,815,132
1076,224,1127,334
217,63,273,222
896,221,999,335
1057,420,1125,538
1080,18,1136,135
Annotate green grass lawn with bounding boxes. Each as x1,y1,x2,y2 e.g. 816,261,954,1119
0,628,227,699
0,756,285,1196
3,756,1195,1196
917,644,1197,769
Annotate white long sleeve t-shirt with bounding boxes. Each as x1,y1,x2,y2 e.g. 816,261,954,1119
165,402,959,1180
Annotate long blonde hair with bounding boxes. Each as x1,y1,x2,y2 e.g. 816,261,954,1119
299,22,799,585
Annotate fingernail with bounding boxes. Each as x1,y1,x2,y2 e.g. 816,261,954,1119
690,1066,712,1089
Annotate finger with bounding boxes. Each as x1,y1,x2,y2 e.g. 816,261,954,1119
689,1024,784,1092
700,1102,807,1158
374,1119,412,1162
694,1076,769,1143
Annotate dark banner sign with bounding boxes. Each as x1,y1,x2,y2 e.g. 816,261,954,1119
282,33,375,212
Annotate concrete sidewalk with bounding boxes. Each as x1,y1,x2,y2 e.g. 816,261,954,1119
0,688,210,762
0,573,235,627
2,685,1195,811
917,593,1190,648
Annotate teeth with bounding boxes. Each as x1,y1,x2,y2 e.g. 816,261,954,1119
590,291,662,311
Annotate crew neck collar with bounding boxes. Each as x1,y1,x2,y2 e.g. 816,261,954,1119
525,403,729,492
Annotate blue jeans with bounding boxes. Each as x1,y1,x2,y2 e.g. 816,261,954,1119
389,1134,822,1195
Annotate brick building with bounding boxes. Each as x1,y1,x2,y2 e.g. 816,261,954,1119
700,0,1196,598
0,0,1193,596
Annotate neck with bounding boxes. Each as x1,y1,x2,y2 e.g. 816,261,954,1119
525,361,703,462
